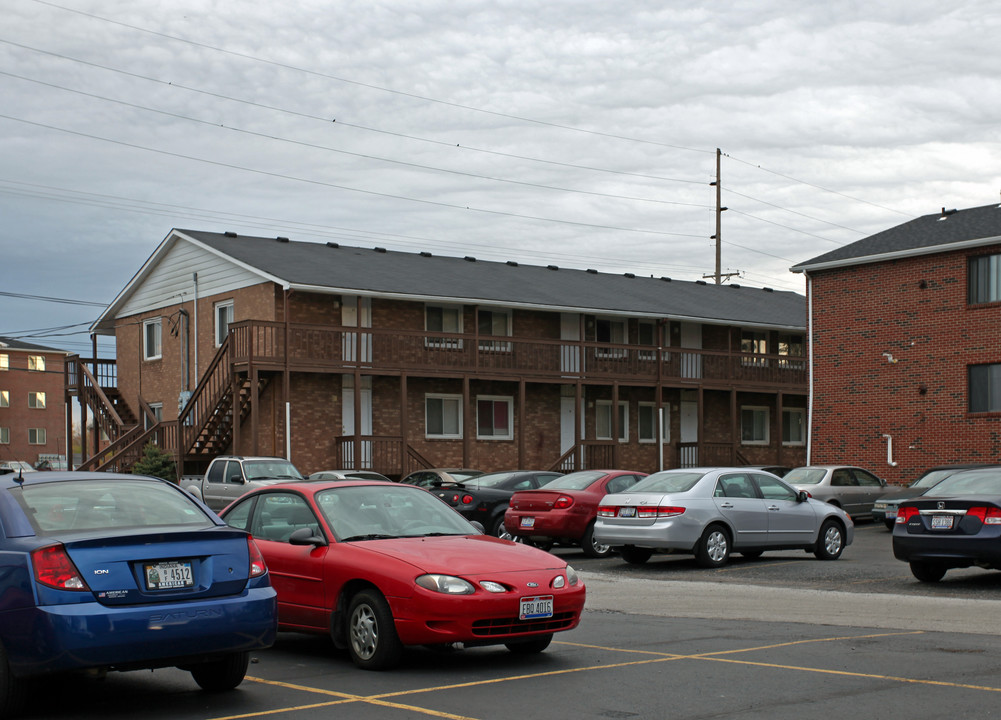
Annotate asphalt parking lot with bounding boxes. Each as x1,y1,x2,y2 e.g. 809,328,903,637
23,521,1001,720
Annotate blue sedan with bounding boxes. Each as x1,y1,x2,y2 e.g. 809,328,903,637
0,471,276,715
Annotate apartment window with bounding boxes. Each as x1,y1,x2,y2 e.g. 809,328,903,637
638,321,658,360
741,331,768,367
215,300,234,346
595,317,627,359
477,396,513,439
478,310,512,351
596,400,628,441
0,354,8,371
143,318,162,360
145,402,164,430
0,427,8,444
28,392,46,409
28,428,46,445
969,253,1001,305
782,408,806,446
0,391,7,408
425,305,462,348
741,406,769,445
778,333,805,369
638,403,669,443
426,394,462,438
969,363,1001,413
28,355,45,372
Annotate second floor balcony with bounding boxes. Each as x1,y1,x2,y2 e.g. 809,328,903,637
230,321,807,390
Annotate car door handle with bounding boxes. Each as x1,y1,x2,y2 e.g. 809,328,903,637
767,505,781,511
719,502,734,508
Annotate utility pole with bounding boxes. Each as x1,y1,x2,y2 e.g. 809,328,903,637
705,148,740,284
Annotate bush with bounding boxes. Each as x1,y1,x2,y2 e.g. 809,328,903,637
131,442,177,482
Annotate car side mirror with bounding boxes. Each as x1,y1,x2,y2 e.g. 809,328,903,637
230,475,246,484
797,490,809,503
288,526,327,546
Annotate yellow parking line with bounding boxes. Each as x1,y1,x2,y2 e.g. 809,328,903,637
217,629,990,720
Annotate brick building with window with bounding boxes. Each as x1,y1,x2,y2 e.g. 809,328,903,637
70,228,809,478
792,202,1001,484
0,337,69,468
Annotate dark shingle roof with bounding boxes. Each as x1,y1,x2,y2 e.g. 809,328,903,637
792,203,1001,272
180,230,806,330
0,336,66,353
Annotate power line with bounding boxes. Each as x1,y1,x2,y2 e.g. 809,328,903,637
0,290,107,307
30,0,715,155
0,69,713,211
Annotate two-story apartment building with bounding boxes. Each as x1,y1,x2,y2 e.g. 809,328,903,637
0,337,69,469
70,229,810,478
792,202,1001,484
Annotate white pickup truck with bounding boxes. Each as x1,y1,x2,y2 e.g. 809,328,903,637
180,455,304,511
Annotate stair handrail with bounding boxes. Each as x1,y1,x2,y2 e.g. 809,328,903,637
177,335,232,456
75,423,143,471
94,421,179,475
77,361,124,429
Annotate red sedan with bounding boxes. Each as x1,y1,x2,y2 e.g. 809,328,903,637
220,480,585,670
504,470,647,557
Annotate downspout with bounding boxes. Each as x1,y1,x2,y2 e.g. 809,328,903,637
192,273,199,380
806,273,814,465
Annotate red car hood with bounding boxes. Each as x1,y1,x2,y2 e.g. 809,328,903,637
359,535,564,575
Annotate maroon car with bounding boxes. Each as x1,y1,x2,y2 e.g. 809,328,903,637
504,470,647,557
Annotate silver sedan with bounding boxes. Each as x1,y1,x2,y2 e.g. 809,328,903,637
784,465,892,519
594,467,854,567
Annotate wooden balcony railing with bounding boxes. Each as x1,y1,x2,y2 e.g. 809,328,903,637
230,321,807,389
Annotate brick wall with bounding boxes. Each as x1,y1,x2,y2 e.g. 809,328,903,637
0,349,67,464
808,244,1001,484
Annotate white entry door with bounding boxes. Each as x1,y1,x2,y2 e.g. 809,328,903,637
680,322,702,379
342,375,372,468
680,399,698,466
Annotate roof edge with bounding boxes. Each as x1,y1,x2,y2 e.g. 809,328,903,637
790,234,1001,274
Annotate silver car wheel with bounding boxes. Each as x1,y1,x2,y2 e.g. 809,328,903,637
706,530,728,562
350,603,379,661
823,525,843,556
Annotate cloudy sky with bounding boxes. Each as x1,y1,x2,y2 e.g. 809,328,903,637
3,0,1000,356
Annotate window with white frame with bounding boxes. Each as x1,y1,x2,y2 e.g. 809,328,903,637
425,305,462,349
146,402,163,430
741,406,769,445
637,321,658,360
426,394,462,438
596,400,628,441
969,363,1001,413
28,355,45,372
0,427,8,444
28,428,46,445
143,318,162,361
969,253,1001,305
0,354,7,371
476,396,513,439
28,392,45,409
0,391,7,408
782,408,806,446
741,331,768,367
215,300,234,347
595,317,627,358
638,403,669,443
478,309,512,351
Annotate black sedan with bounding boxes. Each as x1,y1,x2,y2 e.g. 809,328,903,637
893,467,1001,582
431,470,562,536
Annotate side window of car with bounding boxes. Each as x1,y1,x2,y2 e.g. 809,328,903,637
718,474,755,498
252,494,320,542
831,470,854,487
853,470,882,487
206,461,225,484
226,460,244,484
754,474,796,502
513,479,534,490
606,475,638,494
225,498,253,531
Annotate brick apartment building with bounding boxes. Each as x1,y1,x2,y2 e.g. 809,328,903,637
0,337,69,469
70,228,810,479
792,202,1001,484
